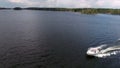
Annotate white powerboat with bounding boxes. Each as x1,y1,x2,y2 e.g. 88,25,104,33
86,39,120,58
86,44,120,58
86,44,107,57
86,47,101,56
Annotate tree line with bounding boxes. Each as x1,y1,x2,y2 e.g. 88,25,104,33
0,7,120,15
23,7,120,15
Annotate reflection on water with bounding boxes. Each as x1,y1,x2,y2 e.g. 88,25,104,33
0,10,120,68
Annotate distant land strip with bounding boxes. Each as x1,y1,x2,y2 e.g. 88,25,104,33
0,7,120,15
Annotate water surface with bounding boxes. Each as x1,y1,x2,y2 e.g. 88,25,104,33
0,10,120,68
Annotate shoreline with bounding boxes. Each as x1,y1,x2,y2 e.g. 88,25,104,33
0,7,120,15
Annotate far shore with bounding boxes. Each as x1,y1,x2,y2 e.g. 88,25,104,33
0,7,120,15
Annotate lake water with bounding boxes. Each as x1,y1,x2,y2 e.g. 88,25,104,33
0,10,120,68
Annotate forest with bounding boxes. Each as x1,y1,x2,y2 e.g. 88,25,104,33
0,7,120,15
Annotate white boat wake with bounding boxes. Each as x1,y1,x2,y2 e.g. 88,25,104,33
86,39,120,58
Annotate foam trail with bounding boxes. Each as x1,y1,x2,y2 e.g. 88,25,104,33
95,51,120,58
95,44,107,49
94,45,120,58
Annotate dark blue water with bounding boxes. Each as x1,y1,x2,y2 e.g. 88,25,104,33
0,10,120,68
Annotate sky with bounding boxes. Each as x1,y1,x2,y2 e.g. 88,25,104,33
0,0,120,8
